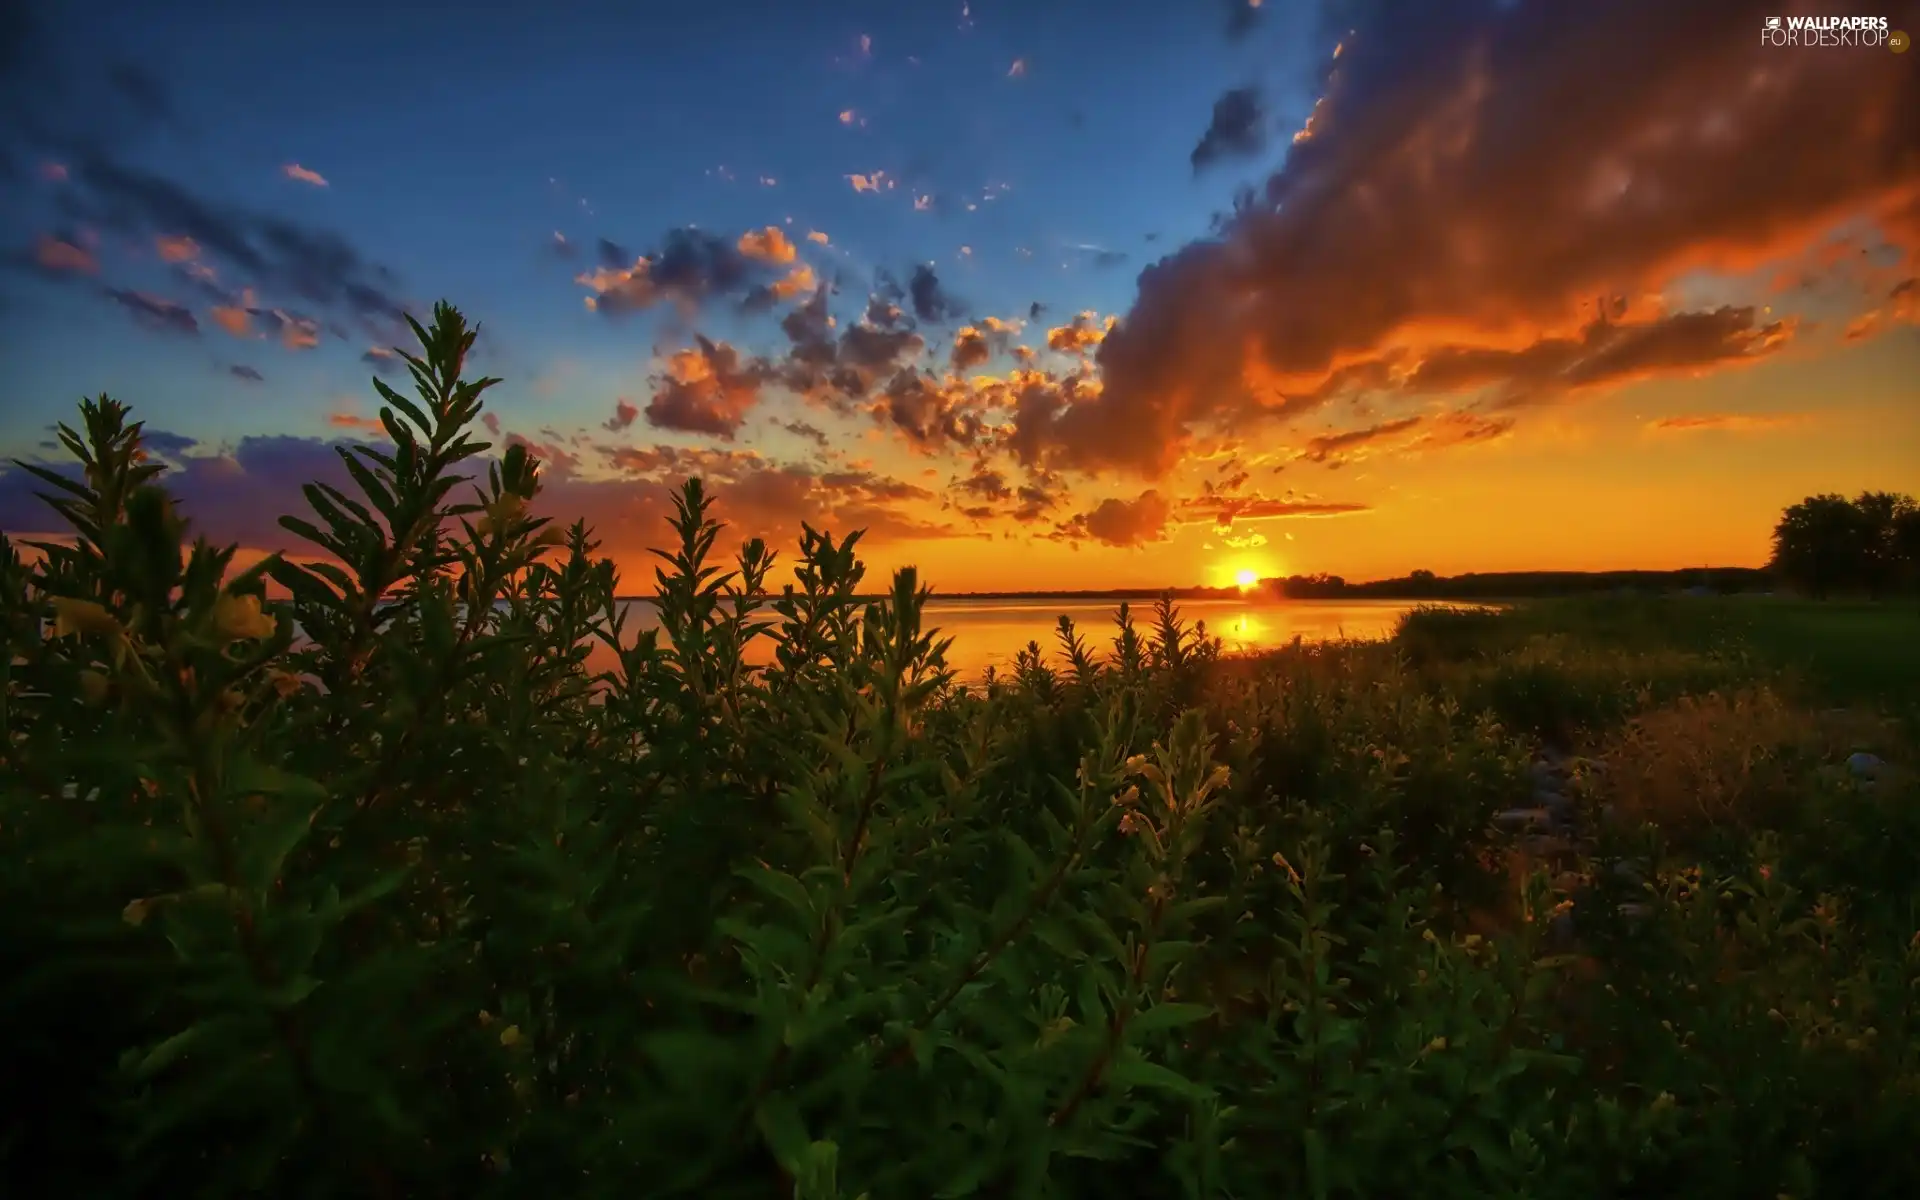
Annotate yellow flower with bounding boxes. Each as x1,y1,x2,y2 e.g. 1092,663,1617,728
123,897,152,927
51,597,119,639
499,1024,522,1047
211,592,277,642
1423,1036,1447,1054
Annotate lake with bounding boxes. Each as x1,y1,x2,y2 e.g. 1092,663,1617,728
598,597,1442,678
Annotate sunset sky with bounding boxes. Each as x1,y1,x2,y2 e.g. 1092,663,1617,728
1,0,1916,594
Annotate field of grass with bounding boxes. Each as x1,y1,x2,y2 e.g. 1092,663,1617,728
5,311,1918,1199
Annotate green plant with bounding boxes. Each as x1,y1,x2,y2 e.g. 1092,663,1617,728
5,303,1919,1199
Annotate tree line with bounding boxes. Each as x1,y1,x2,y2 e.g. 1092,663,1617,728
1769,490,1920,599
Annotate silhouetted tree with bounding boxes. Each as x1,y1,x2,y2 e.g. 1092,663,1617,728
1770,491,1919,598
1853,490,1918,598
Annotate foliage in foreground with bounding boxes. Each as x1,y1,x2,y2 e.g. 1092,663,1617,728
4,304,1920,1199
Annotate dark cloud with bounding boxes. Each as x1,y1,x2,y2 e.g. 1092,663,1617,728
1024,0,1920,479
595,237,629,268
228,364,265,383
578,227,788,316
1073,490,1172,547
907,263,962,324
776,418,830,448
1298,415,1422,463
58,154,410,327
876,369,986,450
1407,306,1794,407
103,287,197,335
1190,86,1265,173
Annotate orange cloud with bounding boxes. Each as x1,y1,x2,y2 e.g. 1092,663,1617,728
806,230,831,245
327,411,383,433
155,234,200,262
1646,412,1812,435
1843,277,1919,342
645,337,772,439
1052,1,1918,479
737,225,797,265
282,163,329,187
33,233,96,274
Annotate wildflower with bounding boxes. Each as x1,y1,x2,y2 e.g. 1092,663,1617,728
1119,811,1143,836
123,897,151,926
1423,1035,1447,1054
212,592,277,642
51,597,119,639
1759,865,1773,881
499,1024,521,1047
1123,753,1148,774
1650,1091,1675,1113
1463,934,1483,948
1422,928,1438,943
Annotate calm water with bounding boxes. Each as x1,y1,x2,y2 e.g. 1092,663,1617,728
596,597,1437,678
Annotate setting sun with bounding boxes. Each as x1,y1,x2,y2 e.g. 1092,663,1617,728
1235,569,1260,590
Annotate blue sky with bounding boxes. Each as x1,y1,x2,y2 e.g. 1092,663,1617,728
2,0,1326,445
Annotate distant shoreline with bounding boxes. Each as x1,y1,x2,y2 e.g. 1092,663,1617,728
612,566,1775,605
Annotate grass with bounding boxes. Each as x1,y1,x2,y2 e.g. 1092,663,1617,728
4,305,1919,1200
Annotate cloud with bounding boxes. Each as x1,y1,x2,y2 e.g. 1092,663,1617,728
577,226,794,316
645,336,773,439
1075,490,1173,547
1843,276,1919,342
154,234,199,262
1191,86,1265,172
1646,412,1811,434
30,232,96,274
249,305,323,350
103,287,197,335
327,411,385,433
228,364,264,383
906,264,960,323
1046,310,1115,355
1406,305,1795,407
1055,0,1919,479
949,315,1021,372
737,225,797,265
777,419,830,448
1297,415,1423,464
806,230,831,245
282,163,329,187
54,153,408,327
1197,494,1370,529
604,398,639,432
